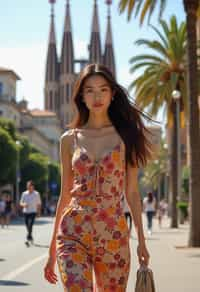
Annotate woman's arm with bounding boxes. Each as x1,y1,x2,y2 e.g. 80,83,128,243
44,132,74,284
48,132,74,259
125,163,150,265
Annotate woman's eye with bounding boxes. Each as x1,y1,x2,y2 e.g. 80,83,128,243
102,88,108,92
85,89,92,94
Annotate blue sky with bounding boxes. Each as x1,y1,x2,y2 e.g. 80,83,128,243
0,0,185,124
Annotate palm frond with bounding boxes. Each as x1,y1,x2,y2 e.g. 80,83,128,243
118,0,167,25
135,39,170,59
149,24,168,48
140,0,152,25
130,54,164,64
147,0,157,23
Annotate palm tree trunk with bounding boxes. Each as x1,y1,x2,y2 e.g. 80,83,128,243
183,0,200,246
169,101,178,228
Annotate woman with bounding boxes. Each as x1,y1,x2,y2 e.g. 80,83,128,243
143,192,156,235
44,64,153,291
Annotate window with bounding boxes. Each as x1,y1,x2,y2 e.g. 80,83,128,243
0,82,3,96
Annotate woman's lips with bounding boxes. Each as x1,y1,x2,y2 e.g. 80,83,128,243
93,103,103,108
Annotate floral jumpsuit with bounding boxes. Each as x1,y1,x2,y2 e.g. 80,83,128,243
56,127,131,292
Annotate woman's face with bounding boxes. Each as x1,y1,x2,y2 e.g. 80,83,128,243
82,75,113,114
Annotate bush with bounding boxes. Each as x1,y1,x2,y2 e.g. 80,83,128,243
0,127,17,184
177,201,188,219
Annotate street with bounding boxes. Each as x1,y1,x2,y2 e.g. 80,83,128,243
0,215,200,292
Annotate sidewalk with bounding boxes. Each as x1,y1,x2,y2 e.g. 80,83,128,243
127,215,200,292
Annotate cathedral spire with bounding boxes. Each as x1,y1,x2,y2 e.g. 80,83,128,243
64,0,72,33
49,0,56,43
45,0,59,113
103,0,116,77
60,0,75,128
60,0,74,75
89,0,102,64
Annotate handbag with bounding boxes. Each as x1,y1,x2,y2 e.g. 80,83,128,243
135,265,156,292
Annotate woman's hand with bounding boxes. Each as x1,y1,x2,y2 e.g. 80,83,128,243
44,255,58,284
44,241,58,284
137,243,150,266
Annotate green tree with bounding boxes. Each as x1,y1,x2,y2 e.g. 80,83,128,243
0,118,18,140
48,161,61,198
119,0,200,246
0,127,17,184
182,165,189,196
129,16,187,123
18,136,32,168
20,153,48,198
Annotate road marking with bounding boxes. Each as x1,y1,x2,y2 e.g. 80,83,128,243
1,252,48,281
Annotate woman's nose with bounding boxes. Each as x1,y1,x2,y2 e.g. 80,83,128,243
94,91,101,100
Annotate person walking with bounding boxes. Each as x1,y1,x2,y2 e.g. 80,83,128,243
20,180,41,246
123,194,132,235
44,64,153,291
4,193,14,227
157,198,168,228
143,192,156,235
0,194,6,228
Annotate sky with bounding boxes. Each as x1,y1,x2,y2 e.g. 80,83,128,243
0,0,185,125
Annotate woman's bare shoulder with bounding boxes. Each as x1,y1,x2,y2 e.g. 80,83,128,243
61,129,75,141
60,129,75,153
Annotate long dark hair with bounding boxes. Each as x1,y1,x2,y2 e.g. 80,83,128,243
68,63,155,167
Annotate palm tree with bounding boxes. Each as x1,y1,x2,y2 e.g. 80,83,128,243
129,16,186,228
183,0,200,246
119,0,200,246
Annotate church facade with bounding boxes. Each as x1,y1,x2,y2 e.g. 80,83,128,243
44,0,115,128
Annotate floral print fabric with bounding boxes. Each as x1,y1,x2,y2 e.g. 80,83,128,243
56,128,130,292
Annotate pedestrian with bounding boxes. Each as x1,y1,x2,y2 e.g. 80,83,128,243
157,198,168,228
123,194,132,235
20,180,42,246
44,63,153,291
4,193,14,227
143,192,156,235
0,194,6,228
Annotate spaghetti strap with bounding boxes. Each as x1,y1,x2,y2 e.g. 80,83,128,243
73,128,78,150
119,137,124,162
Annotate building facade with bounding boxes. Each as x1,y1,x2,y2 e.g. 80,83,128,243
0,67,20,103
0,67,61,161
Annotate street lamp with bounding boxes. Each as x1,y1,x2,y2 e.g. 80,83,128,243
172,89,181,202
171,89,181,227
15,140,21,206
